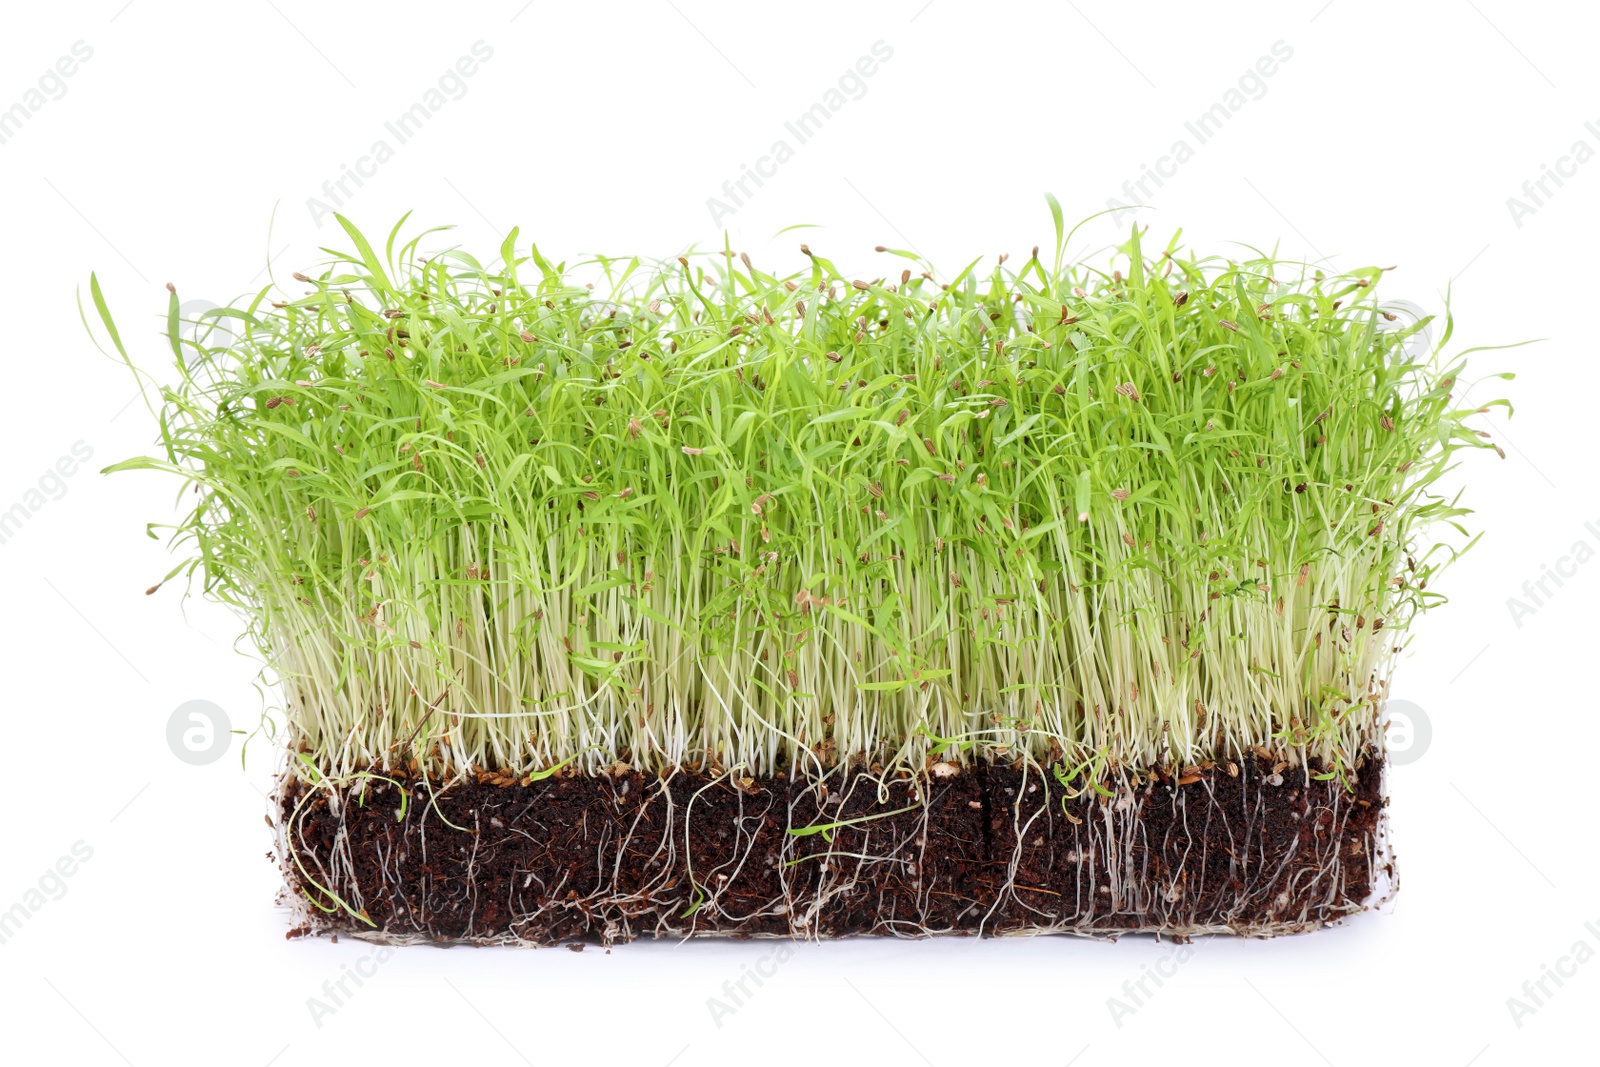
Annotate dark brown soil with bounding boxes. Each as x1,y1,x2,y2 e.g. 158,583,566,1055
277,753,1389,944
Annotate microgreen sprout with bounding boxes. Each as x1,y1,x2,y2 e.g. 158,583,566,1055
95,207,1509,793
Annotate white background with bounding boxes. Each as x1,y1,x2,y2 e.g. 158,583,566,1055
0,2,1594,1064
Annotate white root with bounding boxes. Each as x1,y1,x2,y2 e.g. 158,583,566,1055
272,756,1396,945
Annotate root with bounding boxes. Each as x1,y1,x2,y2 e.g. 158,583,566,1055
273,753,1394,945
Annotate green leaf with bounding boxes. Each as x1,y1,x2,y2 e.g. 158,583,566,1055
101,456,176,475
786,803,920,837
1045,191,1064,261
727,409,758,447
333,213,394,291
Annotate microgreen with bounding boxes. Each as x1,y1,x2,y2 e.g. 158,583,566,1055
786,803,922,840
96,208,1508,787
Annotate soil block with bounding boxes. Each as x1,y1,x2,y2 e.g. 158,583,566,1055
277,753,1392,944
